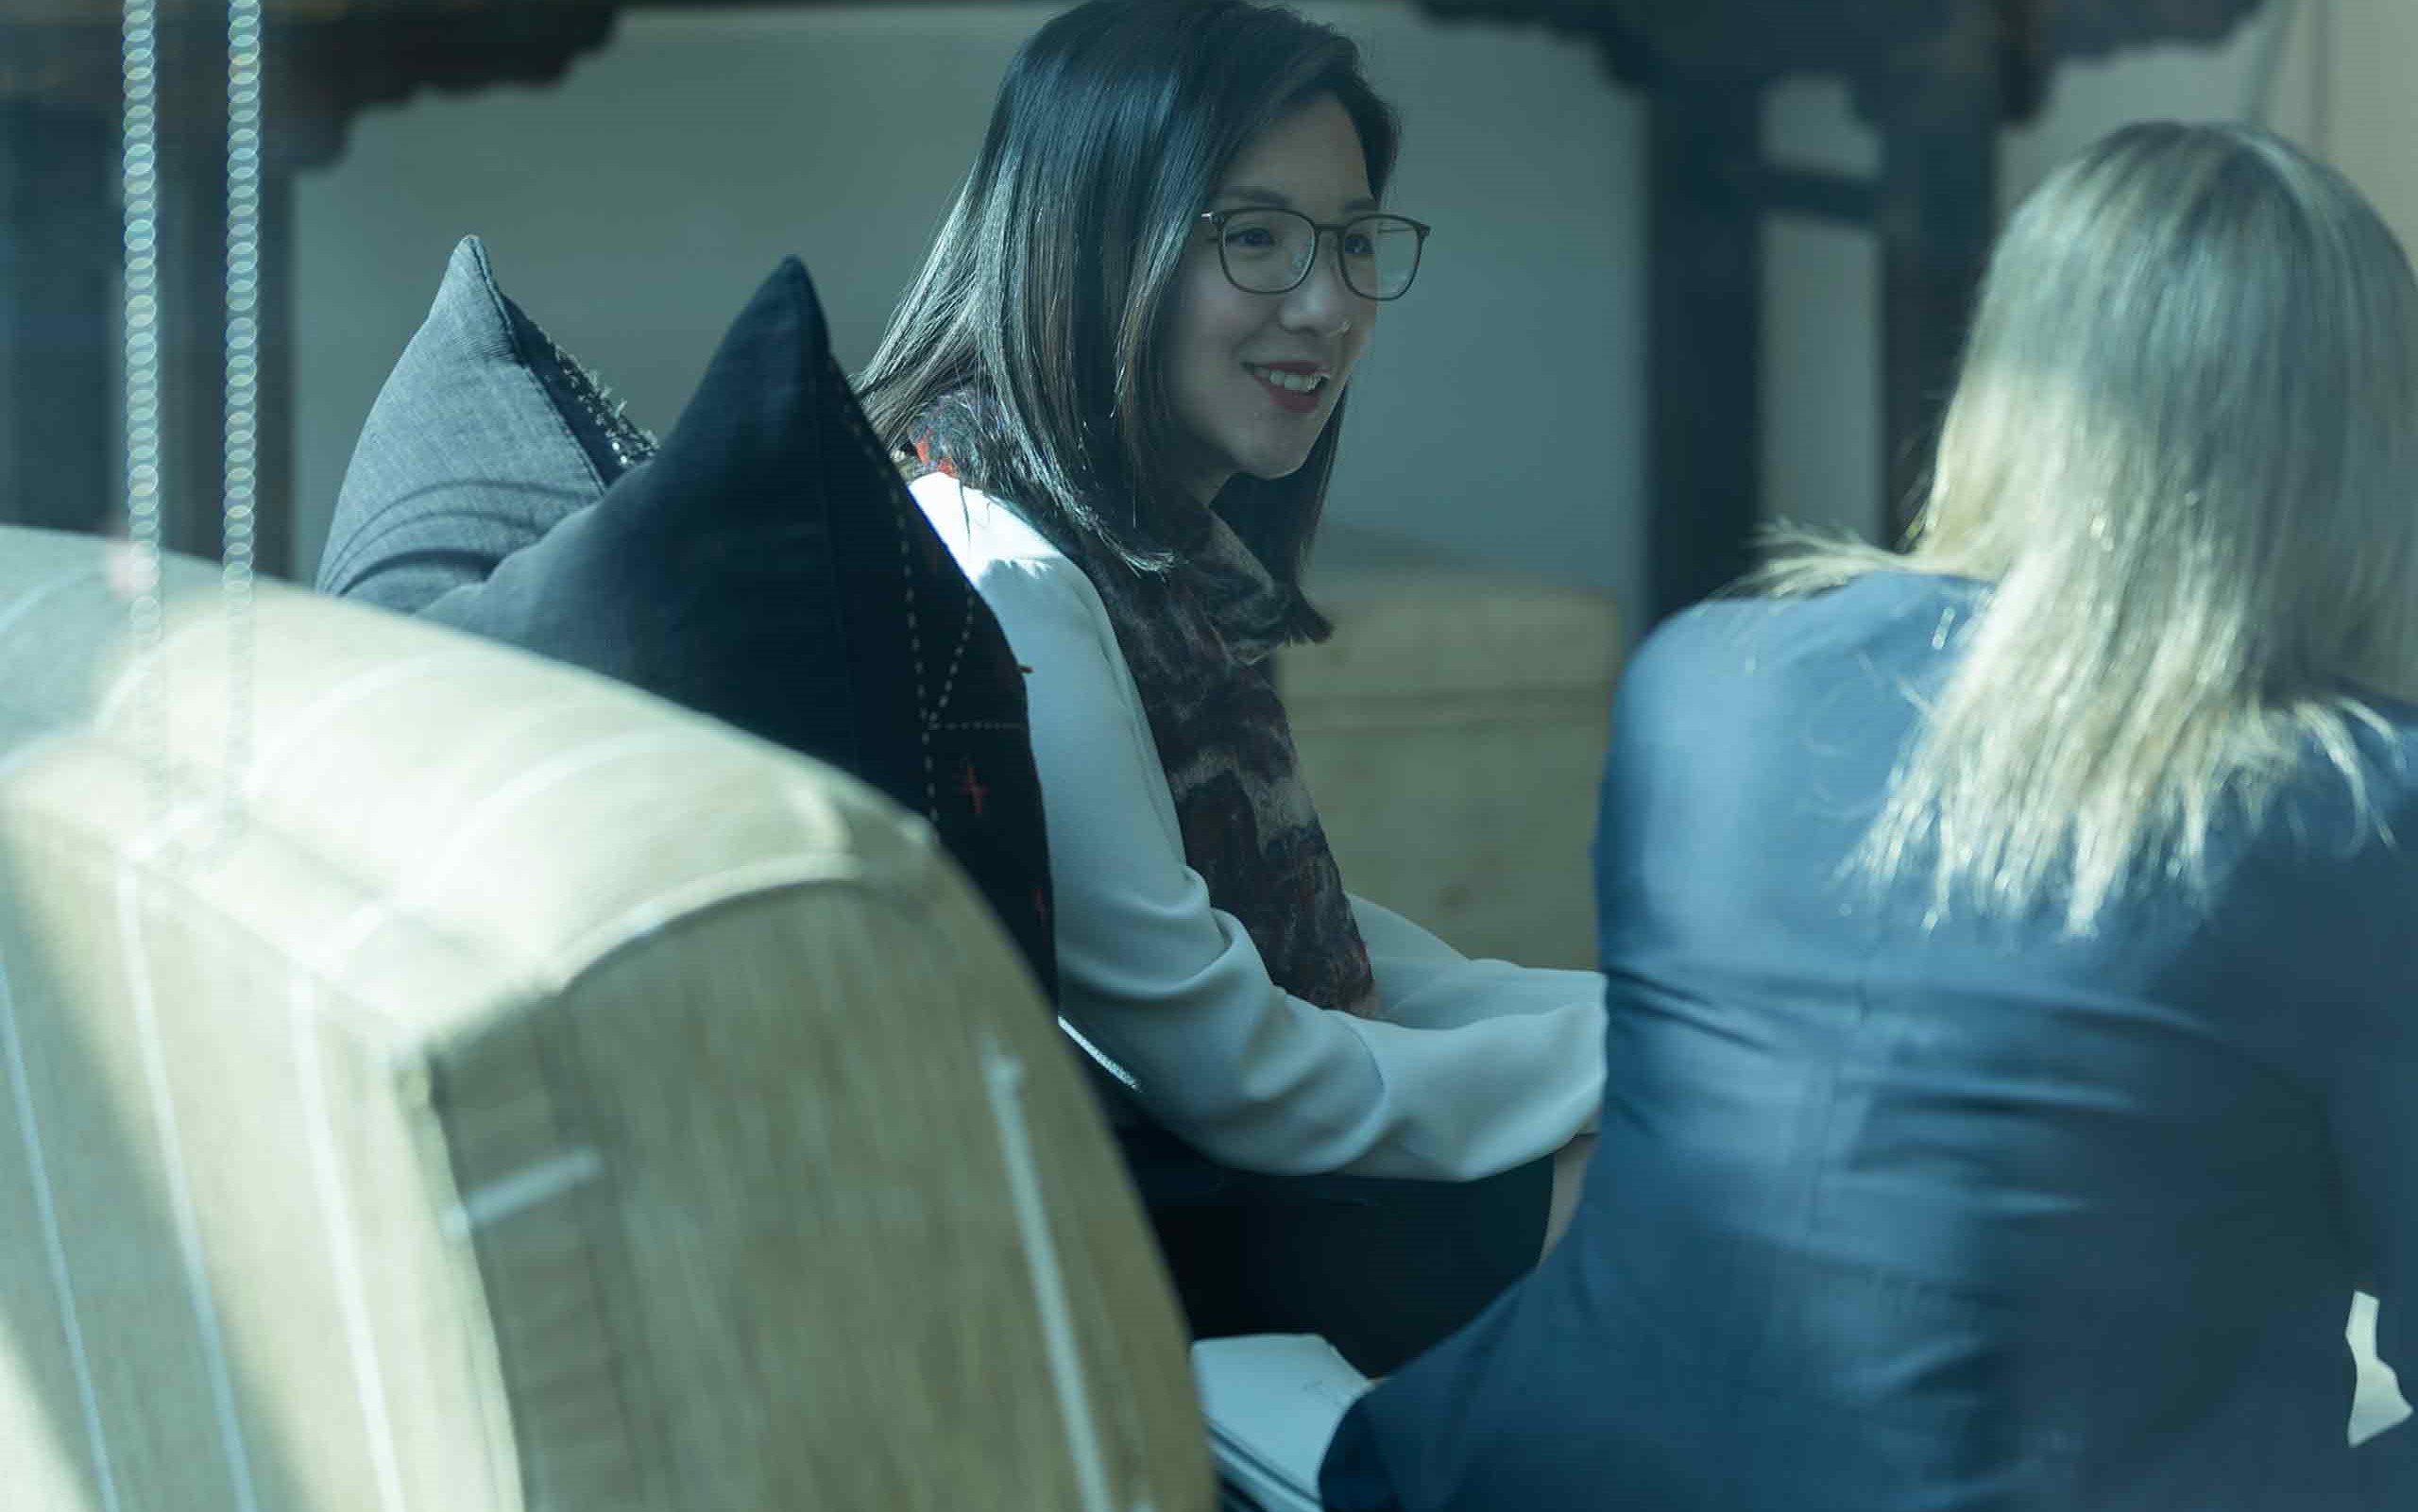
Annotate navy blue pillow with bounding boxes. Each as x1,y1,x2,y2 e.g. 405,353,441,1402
332,250,1057,1000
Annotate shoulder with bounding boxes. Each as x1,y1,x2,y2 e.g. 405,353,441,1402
909,472,1105,615
909,471,1064,572
1627,570,1976,690
2339,691,2418,842
906,472,1139,697
1606,573,1984,774
1652,568,1967,655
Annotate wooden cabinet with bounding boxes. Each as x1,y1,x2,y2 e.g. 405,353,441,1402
1284,528,1621,970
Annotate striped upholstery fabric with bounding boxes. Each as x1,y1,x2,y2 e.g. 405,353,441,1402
0,526,1209,1512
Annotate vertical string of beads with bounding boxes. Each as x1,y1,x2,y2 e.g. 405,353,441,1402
123,0,264,848
121,0,167,824
221,0,265,837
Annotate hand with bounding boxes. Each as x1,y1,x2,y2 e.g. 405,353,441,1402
1541,1132,1598,1259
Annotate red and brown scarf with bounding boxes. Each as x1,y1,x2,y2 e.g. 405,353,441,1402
911,437,1379,1018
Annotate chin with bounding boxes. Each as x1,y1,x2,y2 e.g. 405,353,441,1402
1243,453,1316,483
1235,431,1329,484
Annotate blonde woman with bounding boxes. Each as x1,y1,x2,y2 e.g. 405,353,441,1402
1322,122,2418,1510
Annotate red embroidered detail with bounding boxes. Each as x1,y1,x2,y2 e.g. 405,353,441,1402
911,435,959,479
955,757,990,819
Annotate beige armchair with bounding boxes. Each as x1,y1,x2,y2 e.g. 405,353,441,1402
0,525,1210,1511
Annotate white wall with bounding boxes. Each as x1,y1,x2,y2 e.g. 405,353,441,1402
293,1,2322,636
293,2,1643,607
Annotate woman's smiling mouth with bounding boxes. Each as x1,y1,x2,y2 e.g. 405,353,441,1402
1249,363,1329,412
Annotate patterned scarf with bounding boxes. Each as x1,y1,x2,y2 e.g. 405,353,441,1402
911,436,1380,1019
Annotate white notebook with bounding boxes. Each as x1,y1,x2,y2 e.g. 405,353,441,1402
1191,1334,1376,1512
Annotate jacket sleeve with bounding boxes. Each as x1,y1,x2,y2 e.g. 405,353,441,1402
976,552,1605,1181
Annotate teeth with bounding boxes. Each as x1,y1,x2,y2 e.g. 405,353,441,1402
1251,365,1325,394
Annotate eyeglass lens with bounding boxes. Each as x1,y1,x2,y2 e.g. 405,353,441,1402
1218,210,1422,298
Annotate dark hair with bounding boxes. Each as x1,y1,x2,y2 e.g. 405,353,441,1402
855,0,1400,636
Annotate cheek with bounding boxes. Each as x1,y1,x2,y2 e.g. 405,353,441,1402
1173,313,1234,409
1341,311,1377,375
1164,261,1218,372
1177,277,1270,365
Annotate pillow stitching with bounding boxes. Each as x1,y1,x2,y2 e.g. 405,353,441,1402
516,315,657,481
472,244,609,500
827,355,1042,820
826,351,940,824
818,329,1053,995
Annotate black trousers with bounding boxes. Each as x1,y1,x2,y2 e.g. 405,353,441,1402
1115,1116,1554,1377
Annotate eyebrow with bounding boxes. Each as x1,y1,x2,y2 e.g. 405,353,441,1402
1218,184,1382,215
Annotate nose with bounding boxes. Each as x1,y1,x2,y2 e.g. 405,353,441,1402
1279,230,1362,338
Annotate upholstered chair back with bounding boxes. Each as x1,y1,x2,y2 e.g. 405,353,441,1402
0,526,1209,1511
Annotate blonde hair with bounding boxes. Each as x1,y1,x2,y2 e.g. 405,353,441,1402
1762,122,2418,933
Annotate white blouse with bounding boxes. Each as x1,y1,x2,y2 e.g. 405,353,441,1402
911,473,1606,1181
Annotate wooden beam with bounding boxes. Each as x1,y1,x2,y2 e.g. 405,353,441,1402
1757,165,1877,226
1645,76,1764,624
1872,73,1999,540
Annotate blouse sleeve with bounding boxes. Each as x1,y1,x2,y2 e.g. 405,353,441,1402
976,552,1605,1182
1352,894,1609,1036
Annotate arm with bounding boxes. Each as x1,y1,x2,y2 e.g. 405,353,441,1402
980,554,1604,1182
1350,895,1606,1032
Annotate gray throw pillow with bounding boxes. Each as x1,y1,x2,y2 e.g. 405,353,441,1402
315,235,655,612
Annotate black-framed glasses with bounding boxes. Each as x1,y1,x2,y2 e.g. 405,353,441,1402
1197,208,1430,301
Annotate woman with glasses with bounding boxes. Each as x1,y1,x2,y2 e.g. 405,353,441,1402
857,0,1602,1371
1322,122,2418,1509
